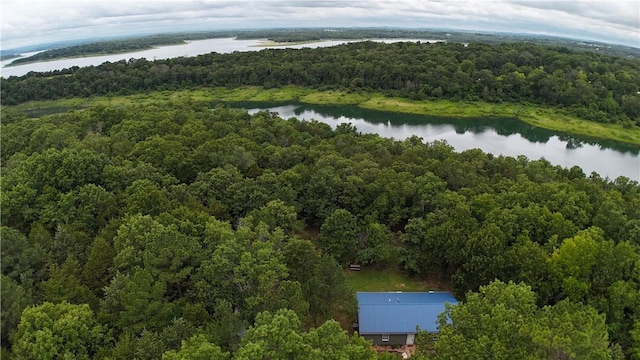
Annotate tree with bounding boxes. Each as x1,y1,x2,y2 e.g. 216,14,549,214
432,280,538,360
124,180,172,217
1,275,32,348
428,280,612,360
630,319,640,360
39,256,99,310
204,299,245,352
235,309,310,360
304,320,378,360
356,222,394,266
236,309,376,360
101,268,177,333
531,300,610,359
162,334,230,360
403,190,478,278
57,184,117,236
301,168,342,222
592,191,628,242
284,239,356,326
82,236,116,296
195,224,290,322
113,214,202,299
244,199,304,233
318,208,360,263
12,302,105,360
0,226,47,286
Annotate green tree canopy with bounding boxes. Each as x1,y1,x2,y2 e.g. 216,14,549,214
12,302,105,360
424,280,612,360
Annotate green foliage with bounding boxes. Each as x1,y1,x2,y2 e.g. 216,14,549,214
428,280,611,360
0,226,47,285
244,199,304,233
204,299,245,352
39,256,99,309
235,309,309,359
162,334,230,360
319,209,360,263
532,300,610,359
82,236,116,295
304,319,378,360
12,302,105,360
357,222,394,265
4,41,640,129
101,268,177,333
1,101,640,356
1,275,32,347
236,309,376,360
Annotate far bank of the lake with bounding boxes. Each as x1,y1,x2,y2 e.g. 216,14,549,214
4,44,181,67
7,86,640,146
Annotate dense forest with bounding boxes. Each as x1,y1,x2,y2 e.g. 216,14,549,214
2,98,640,358
3,36,640,359
3,41,640,128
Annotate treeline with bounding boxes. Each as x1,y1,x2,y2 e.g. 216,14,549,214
2,102,639,358
237,28,640,59
3,41,640,126
8,36,187,65
9,28,640,65
7,32,239,66
233,28,453,43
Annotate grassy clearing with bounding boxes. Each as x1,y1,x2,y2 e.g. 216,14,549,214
300,90,371,105
8,86,640,145
345,266,450,292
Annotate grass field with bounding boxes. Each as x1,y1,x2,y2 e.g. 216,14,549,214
345,266,451,292
8,86,640,145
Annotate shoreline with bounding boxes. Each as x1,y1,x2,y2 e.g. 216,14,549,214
3,41,187,67
203,86,640,145
251,39,328,47
6,86,640,145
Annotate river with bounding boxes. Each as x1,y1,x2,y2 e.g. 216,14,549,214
0,38,436,78
236,102,640,180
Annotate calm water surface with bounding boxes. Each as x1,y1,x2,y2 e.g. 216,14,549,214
0,38,434,78
237,102,640,180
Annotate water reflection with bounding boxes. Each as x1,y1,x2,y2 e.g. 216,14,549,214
229,101,640,180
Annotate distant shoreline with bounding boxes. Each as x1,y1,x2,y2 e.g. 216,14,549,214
251,39,328,47
5,40,188,67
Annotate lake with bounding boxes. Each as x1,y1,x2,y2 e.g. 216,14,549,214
0,38,436,78
234,102,640,180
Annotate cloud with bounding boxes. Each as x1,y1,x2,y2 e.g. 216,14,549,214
508,0,640,29
1,0,638,49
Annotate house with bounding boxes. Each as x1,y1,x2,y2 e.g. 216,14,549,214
356,291,458,346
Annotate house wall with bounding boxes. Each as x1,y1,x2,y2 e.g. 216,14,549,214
362,334,408,346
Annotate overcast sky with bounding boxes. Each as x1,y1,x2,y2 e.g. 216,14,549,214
1,0,639,50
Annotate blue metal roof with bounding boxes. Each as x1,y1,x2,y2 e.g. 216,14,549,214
356,292,458,334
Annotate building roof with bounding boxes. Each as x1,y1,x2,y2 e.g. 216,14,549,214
356,292,458,334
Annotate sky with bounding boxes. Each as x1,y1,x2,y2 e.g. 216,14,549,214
1,0,639,50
